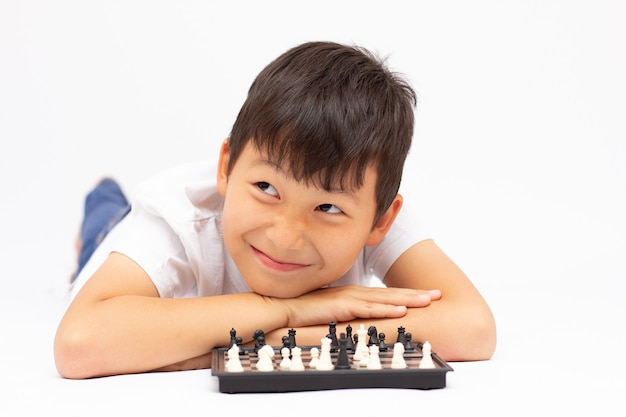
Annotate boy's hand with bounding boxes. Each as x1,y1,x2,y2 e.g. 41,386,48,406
271,285,441,329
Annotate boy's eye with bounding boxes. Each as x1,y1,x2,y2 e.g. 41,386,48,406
317,203,343,214
256,181,279,197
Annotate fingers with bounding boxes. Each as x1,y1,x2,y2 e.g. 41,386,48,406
426,289,442,301
280,286,441,328
353,303,408,319
351,286,441,308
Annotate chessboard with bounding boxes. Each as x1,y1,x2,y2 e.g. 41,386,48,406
211,324,453,393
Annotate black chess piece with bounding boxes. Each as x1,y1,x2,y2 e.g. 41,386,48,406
236,336,244,355
335,334,351,369
345,325,354,352
396,326,407,345
327,322,339,352
229,328,237,347
378,332,388,352
367,325,379,346
288,328,297,348
253,329,266,353
405,332,416,351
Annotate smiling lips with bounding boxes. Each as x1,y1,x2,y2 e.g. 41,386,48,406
252,246,309,272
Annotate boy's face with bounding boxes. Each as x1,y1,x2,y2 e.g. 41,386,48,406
217,140,401,298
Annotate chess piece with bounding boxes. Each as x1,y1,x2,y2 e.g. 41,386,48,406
226,343,244,372
255,344,275,372
236,336,244,355
366,345,382,370
229,328,237,348
335,335,351,370
345,325,355,352
419,341,436,369
316,337,334,370
391,342,407,369
327,322,339,352
289,347,305,371
353,324,369,361
253,329,266,353
378,332,388,352
308,347,319,369
396,326,407,346
288,328,297,348
279,347,292,370
405,332,416,351
367,326,379,346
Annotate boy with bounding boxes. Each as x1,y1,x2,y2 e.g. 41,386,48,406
55,41,496,379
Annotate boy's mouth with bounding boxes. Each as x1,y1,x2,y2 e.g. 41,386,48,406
251,246,310,272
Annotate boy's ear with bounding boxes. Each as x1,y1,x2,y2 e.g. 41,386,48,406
365,194,403,246
217,138,230,196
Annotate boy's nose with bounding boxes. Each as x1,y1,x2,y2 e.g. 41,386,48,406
266,211,307,249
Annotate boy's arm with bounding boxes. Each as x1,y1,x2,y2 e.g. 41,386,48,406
264,239,496,362
383,238,496,361
54,252,289,378
54,251,437,379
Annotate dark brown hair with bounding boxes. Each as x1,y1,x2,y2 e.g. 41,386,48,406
228,41,416,224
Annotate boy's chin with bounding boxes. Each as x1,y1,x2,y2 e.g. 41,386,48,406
247,283,313,299
251,288,305,299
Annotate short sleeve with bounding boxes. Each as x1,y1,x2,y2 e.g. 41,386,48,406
111,206,198,298
364,200,431,281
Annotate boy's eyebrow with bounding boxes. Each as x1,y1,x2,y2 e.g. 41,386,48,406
256,158,284,173
254,158,361,202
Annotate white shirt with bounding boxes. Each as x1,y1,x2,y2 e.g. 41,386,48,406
71,159,428,299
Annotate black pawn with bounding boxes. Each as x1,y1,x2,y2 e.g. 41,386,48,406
378,332,388,352
335,334,351,370
236,336,245,355
405,332,416,351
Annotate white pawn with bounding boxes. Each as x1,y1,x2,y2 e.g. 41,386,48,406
308,347,319,369
289,347,305,371
316,337,334,371
279,347,292,370
419,341,436,369
358,349,369,367
391,342,407,369
353,324,369,361
226,344,244,372
366,345,382,370
255,344,275,372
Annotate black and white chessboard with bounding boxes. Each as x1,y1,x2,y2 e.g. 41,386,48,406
211,326,453,393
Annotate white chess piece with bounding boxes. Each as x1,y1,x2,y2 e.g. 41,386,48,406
419,341,436,369
308,347,319,369
289,347,305,371
226,344,244,372
279,347,292,370
358,349,370,367
316,337,334,370
255,344,275,372
391,342,407,369
366,345,382,370
353,324,369,361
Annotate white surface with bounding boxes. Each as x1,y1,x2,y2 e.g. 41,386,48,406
1,1,625,415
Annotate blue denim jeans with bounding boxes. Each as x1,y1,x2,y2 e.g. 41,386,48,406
73,178,130,282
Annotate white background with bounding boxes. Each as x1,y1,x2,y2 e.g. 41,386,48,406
1,1,625,414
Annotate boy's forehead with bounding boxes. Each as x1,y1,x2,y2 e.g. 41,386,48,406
246,142,377,194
